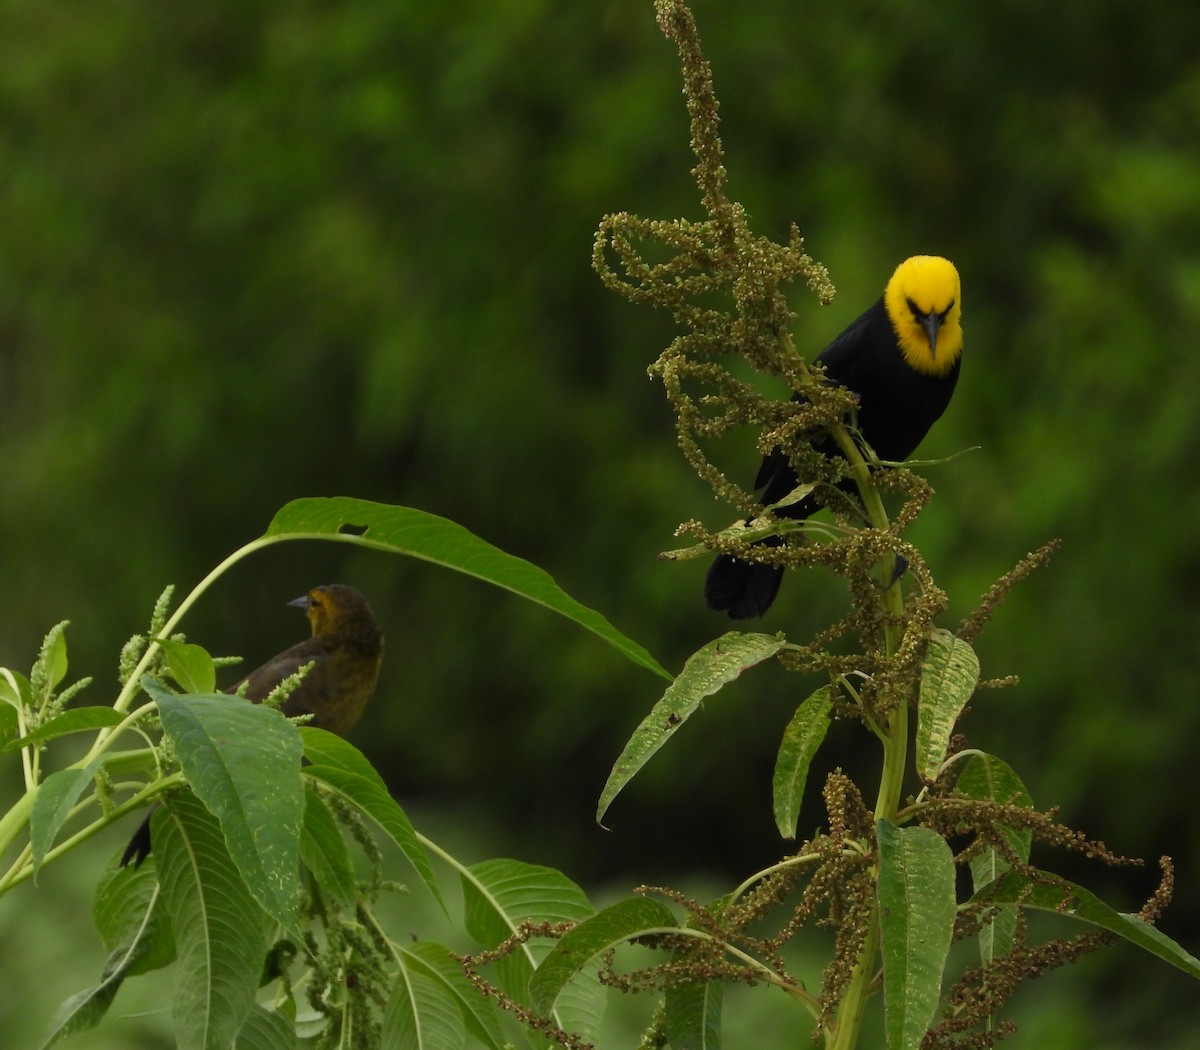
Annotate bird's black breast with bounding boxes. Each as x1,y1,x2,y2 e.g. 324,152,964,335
815,298,959,462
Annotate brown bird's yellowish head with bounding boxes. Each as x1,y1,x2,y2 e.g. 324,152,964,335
882,255,963,378
289,583,377,637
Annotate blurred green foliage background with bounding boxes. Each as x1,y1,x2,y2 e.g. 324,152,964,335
2,0,1199,1045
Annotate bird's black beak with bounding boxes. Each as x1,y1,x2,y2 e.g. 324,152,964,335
288,595,310,610
921,311,942,357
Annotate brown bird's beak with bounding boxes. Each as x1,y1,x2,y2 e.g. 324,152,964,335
288,595,310,610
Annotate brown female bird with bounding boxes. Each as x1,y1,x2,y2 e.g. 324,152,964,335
120,583,383,866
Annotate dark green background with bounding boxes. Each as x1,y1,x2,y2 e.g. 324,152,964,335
3,0,1198,1045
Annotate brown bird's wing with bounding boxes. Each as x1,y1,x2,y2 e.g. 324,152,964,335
232,639,331,703
231,638,350,732
232,635,379,737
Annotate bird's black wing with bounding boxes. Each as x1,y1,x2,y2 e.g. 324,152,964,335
812,298,887,392
751,305,882,511
704,302,886,620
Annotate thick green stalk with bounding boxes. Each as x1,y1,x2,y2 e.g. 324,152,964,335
824,422,911,1049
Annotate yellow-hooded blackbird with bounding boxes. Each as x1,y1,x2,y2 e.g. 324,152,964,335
120,583,383,866
705,255,963,619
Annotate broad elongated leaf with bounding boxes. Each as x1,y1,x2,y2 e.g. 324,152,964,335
877,821,956,1050
665,977,724,1050
529,897,678,1015
598,632,786,823
956,753,1033,963
29,762,100,872
264,497,670,681
300,727,444,910
461,858,601,1038
299,785,358,908
154,792,271,1050
42,862,176,1049
772,685,834,839
915,629,980,782
93,860,177,976
399,941,506,1050
151,683,304,931
384,960,467,1050
2,706,124,753
978,870,1200,979
235,1005,297,1050
38,951,129,1049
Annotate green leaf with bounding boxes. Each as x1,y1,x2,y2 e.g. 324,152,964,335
154,792,271,1050
300,727,444,911
3,706,124,752
772,685,834,839
157,638,218,694
299,785,358,909
29,762,100,872
235,1005,298,1050
43,626,70,691
0,693,18,749
0,668,29,709
956,753,1033,964
38,954,128,1049
877,820,956,1050
264,497,670,681
978,870,1200,980
93,860,177,976
42,859,173,1049
151,682,305,932
398,941,506,1050
665,977,723,1050
529,897,678,1015
598,632,786,823
955,752,1033,815
461,858,601,1037
384,959,467,1050
915,629,980,782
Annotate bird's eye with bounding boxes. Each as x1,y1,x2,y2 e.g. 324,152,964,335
938,300,955,322
906,296,930,322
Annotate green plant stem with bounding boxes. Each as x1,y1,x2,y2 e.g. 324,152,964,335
0,773,182,893
821,420,910,1050
0,791,33,887
3,667,37,792
830,914,880,1049
102,535,280,724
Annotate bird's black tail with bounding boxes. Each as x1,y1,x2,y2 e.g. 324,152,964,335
704,551,784,619
120,810,154,868
704,449,816,618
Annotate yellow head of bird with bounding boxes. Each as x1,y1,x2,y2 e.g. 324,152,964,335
883,255,963,377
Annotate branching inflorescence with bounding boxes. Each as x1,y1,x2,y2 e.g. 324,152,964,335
576,2,1179,1047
